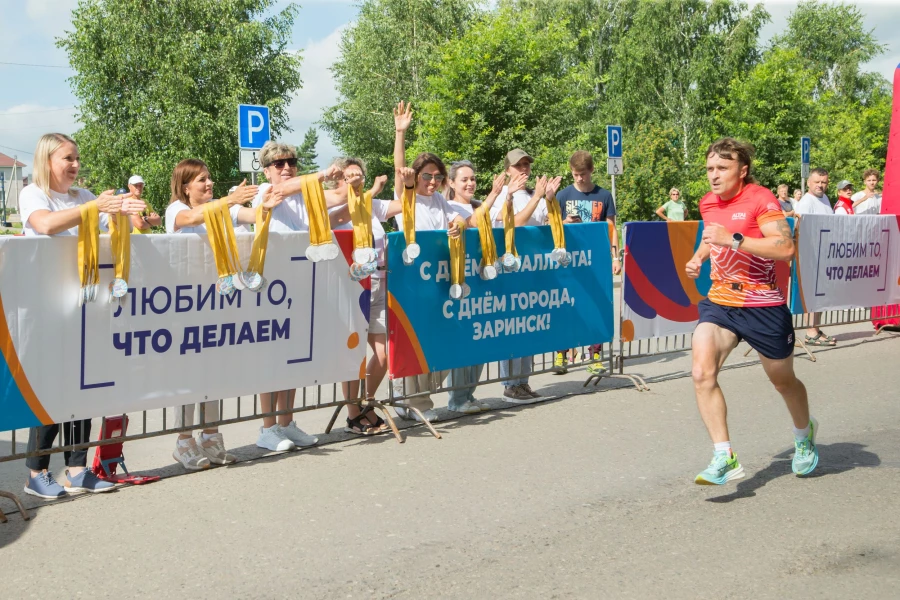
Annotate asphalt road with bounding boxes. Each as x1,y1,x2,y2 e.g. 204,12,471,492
0,330,898,599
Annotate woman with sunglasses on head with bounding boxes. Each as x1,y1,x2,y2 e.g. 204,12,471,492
165,158,284,469
250,141,348,451
392,101,465,422
19,133,146,497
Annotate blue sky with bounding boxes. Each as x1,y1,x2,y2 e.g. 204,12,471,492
0,0,898,176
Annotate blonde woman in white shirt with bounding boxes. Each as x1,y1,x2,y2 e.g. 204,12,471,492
166,158,283,469
392,101,465,422
19,133,145,498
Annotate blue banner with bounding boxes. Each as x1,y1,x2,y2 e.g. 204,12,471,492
387,223,614,377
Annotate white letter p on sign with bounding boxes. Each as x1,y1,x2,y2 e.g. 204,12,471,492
247,110,265,144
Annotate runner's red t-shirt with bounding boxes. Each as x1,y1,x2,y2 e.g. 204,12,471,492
698,183,787,308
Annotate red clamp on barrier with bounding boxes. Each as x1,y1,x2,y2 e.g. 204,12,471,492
91,416,160,485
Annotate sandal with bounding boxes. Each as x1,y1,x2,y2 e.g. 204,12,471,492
360,404,390,435
804,332,836,347
344,414,373,436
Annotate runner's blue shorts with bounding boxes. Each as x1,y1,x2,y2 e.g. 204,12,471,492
698,299,794,360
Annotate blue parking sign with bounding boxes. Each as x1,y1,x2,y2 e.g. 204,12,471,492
238,104,271,150
801,137,811,165
607,125,623,159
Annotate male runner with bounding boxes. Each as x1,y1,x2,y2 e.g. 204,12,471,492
686,138,818,485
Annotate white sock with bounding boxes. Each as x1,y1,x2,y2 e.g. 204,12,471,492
200,432,216,442
792,423,810,441
714,441,732,455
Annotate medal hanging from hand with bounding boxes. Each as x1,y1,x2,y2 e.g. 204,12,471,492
545,193,571,266
300,175,340,262
500,200,521,273
475,206,499,280
400,185,419,265
107,211,132,302
448,220,470,299
203,200,241,296
347,185,377,281
77,200,101,305
240,204,272,292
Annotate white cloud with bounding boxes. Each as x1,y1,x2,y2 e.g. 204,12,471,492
24,0,78,36
285,25,347,167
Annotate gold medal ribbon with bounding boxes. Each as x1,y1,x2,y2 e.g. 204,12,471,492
347,185,374,256
108,211,131,284
247,204,272,277
299,174,338,261
546,193,566,254
501,200,518,258
202,200,240,280
401,186,416,247
475,206,498,276
77,200,100,304
449,220,468,298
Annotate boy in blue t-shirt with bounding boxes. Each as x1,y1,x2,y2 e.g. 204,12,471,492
554,151,619,376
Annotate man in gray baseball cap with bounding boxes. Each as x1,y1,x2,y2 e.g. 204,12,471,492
128,175,161,233
834,180,854,215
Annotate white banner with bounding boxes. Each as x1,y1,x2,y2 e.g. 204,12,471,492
793,214,900,313
0,232,368,432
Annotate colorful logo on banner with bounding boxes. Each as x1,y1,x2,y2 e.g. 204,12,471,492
622,221,791,342
790,214,900,314
0,231,367,433
387,224,614,378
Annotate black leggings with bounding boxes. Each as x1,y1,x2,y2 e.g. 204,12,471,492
25,420,92,471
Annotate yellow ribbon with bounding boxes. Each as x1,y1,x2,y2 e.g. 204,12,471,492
449,220,468,298
502,200,518,258
545,193,568,264
299,174,338,261
247,204,272,278
77,200,100,304
107,211,131,299
347,184,375,262
202,200,241,282
401,186,416,247
475,206,498,279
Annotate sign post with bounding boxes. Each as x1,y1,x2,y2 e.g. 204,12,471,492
800,136,811,195
606,125,623,205
238,104,271,184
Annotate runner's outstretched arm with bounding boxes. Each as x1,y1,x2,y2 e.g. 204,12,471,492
702,218,794,262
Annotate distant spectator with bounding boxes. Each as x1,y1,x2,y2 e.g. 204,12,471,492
655,188,686,222
851,169,882,215
794,167,836,347
792,188,802,205
128,175,161,233
833,180,855,215
775,184,794,218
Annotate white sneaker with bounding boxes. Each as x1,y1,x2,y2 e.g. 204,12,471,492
474,400,491,412
412,409,439,423
173,438,211,470
197,432,236,465
503,385,536,405
449,401,482,415
256,425,296,452
280,421,318,447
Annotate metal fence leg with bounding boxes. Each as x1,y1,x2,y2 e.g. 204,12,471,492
794,337,817,362
0,491,31,523
405,406,442,439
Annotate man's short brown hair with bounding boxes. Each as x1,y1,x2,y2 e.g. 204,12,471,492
569,151,594,172
863,168,881,181
706,138,757,184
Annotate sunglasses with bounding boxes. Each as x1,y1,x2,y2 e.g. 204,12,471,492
266,158,298,169
420,173,445,182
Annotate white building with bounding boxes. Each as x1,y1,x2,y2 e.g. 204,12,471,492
0,152,27,221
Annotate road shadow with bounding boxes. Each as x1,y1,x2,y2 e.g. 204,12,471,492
707,442,881,503
0,504,36,549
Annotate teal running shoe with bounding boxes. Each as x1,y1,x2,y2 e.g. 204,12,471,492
694,450,744,485
792,417,819,476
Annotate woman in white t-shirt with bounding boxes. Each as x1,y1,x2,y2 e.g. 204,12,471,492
248,141,343,452
19,133,146,499
166,158,282,470
391,102,465,423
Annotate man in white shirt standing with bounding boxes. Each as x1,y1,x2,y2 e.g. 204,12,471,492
793,168,836,347
851,169,883,215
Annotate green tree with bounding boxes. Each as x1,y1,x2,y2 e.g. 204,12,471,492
59,0,303,213
615,124,687,223
412,5,595,186
321,0,480,178
296,127,320,174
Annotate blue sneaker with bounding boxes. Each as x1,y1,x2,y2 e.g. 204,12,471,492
792,417,819,476
695,450,745,485
24,471,67,499
63,469,116,494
